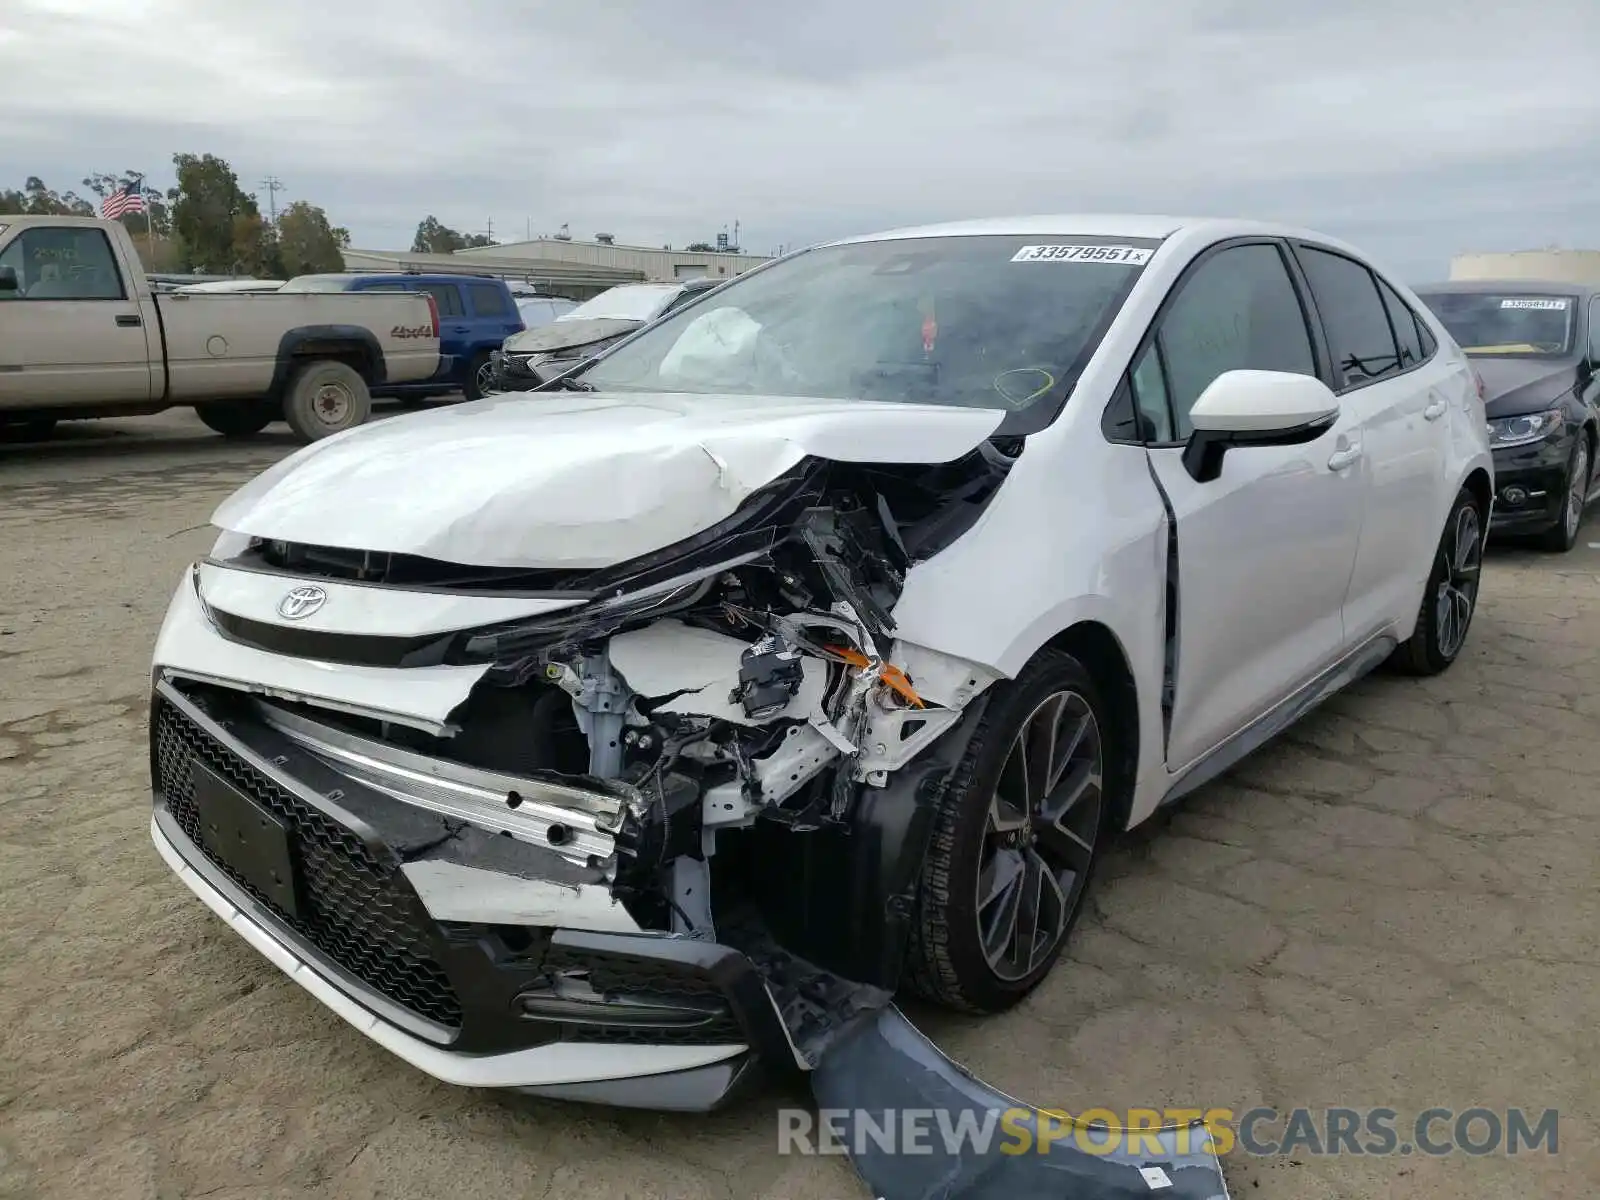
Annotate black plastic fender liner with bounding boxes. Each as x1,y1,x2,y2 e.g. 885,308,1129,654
811,1008,1231,1200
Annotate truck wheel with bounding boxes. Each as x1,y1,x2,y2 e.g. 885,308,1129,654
0,417,57,440
282,360,372,442
195,401,275,438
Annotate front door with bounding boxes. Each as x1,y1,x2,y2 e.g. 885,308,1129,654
0,224,155,407
1134,240,1367,771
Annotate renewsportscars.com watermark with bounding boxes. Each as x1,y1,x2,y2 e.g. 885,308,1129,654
778,1107,1560,1158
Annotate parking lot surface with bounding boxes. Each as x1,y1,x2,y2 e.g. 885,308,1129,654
2,411,1597,1199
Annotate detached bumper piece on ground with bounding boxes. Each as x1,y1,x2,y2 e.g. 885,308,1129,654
815,1010,1230,1200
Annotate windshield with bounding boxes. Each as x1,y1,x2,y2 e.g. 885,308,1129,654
1416,291,1577,357
575,235,1153,417
559,284,681,323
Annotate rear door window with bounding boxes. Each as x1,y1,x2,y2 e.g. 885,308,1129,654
1375,277,1425,369
1296,247,1402,389
467,282,510,317
418,283,463,317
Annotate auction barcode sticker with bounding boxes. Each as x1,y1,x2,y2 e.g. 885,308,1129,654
1012,244,1153,265
1500,298,1569,309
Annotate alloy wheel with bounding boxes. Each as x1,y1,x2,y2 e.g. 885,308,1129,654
1435,503,1482,659
976,690,1103,982
475,359,498,396
1565,443,1590,542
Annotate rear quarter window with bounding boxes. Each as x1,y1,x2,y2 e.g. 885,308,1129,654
467,282,510,317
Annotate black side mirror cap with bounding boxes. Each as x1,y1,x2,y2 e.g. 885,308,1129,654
1181,414,1338,483
0,266,18,293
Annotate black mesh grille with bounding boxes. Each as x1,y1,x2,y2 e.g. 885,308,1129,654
154,696,463,1030
543,947,744,1045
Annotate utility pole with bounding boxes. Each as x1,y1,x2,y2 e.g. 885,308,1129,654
260,176,284,225
484,217,494,242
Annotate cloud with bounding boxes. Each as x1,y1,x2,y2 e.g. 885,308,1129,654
2,0,1597,276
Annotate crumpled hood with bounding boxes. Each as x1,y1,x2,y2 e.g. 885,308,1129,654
502,317,642,356
211,392,1005,569
1474,358,1580,418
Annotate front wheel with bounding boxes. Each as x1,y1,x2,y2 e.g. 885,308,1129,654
195,401,275,438
1390,486,1484,676
282,360,372,442
906,650,1113,1014
1538,436,1591,552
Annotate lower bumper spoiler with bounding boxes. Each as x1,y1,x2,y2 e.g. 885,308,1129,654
814,1008,1231,1199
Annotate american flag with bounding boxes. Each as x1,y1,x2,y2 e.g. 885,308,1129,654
100,180,146,220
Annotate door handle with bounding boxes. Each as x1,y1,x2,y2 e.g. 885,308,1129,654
1327,446,1362,471
1423,398,1447,420
115,314,142,327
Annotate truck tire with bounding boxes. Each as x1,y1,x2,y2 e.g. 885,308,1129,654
195,401,275,438
0,417,57,440
282,360,372,442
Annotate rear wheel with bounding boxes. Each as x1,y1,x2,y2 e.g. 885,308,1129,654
195,401,275,438
282,360,372,442
906,650,1113,1013
1538,436,1591,552
464,351,495,401
1391,486,1484,676
0,417,57,440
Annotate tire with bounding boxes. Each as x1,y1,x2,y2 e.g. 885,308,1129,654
194,401,275,438
281,360,372,442
0,417,57,440
1537,436,1591,552
464,351,495,402
1390,485,1484,676
906,649,1115,1013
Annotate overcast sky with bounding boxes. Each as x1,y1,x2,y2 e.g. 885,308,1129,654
3,0,1597,280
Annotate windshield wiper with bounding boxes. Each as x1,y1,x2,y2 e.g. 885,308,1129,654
544,374,596,391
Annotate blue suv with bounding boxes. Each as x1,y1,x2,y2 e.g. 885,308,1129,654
280,273,525,400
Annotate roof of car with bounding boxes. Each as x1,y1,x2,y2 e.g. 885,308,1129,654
1415,279,1597,299
828,213,1325,245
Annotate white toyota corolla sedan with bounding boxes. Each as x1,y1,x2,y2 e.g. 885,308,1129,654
149,215,1492,1111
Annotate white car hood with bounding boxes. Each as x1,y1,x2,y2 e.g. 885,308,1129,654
212,392,1005,569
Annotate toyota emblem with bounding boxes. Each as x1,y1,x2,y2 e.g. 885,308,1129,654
277,584,327,620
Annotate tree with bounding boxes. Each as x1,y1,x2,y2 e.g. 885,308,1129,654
169,152,265,272
82,170,170,238
275,201,350,275
0,177,95,217
411,215,492,254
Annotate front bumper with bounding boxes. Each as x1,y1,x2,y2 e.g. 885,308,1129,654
1487,432,1575,535
489,350,544,393
148,677,797,1109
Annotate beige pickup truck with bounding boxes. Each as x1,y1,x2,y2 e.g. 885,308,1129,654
0,216,441,442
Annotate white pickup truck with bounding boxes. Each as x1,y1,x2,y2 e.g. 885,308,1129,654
0,216,442,442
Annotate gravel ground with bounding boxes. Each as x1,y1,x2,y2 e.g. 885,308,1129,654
1,410,1597,1199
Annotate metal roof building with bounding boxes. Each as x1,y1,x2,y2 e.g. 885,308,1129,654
452,235,771,283
1450,250,1600,286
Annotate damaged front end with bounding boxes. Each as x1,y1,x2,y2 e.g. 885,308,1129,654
152,443,1016,1098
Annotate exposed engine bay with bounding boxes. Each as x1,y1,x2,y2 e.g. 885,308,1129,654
189,438,1022,1063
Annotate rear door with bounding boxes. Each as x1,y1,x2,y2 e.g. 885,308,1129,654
414,281,468,374
465,281,523,353
0,223,156,407
1135,240,1366,770
1290,243,1455,645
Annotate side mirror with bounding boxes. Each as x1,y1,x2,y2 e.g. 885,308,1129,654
1182,370,1339,483
0,266,18,293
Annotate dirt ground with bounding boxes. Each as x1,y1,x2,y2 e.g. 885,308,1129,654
1,409,1597,1199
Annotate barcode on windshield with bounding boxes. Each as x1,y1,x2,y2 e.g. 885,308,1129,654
1500,298,1568,309
1012,244,1153,265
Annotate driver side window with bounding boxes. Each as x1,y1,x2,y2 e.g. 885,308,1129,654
1149,243,1317,439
